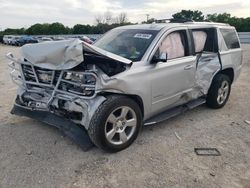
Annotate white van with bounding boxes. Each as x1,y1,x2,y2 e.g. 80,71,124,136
3,35,14,45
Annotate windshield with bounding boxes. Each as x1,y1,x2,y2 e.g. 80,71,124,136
94,29,159,61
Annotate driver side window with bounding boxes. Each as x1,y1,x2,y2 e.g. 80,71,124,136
159,30,189,60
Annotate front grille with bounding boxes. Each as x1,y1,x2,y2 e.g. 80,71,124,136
53,71,61,85
21,63,97,99
22,64,60,86
35,68,53,84
22,64,36,82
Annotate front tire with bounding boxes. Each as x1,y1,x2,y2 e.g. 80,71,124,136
88,95,142,152
206,74,231,109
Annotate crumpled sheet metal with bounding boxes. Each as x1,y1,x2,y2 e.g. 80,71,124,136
21,39,84,70
83,42,132,65
21,39,132,71
194,52,221,96
68,96,106,129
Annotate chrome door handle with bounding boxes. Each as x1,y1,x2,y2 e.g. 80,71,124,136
184,65,193,70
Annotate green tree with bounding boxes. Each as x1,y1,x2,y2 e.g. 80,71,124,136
206,13,231,23
72,24,93,34
3,28,25,35
206,13,250,31
47,22,68,34
25,23,49,35
172,10,205,21
25,23,69,35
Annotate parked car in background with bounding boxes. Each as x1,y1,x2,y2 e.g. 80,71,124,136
3,35,14,44
8,37,15,45
80,36,93,44
0,35,3,44
90,37,97,42
16,36,38,46
37,37,53,43
10,36,21,46
52,37,65,41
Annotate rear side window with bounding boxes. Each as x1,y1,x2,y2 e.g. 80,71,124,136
220,29,240,49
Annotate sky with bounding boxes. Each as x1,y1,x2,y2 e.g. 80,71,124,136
0,0,250,30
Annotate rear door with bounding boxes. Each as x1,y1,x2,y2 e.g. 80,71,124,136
190,28,221,95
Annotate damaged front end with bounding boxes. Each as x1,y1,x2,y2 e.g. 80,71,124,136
7,39,132,131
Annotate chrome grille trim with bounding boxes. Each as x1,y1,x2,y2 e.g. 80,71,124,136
8,58,97,104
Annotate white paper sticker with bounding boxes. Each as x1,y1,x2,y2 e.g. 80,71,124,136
134,33,152,39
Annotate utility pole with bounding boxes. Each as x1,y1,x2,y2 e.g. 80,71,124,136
146,14,150,22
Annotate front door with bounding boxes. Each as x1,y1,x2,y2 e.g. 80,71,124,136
150,29,196,114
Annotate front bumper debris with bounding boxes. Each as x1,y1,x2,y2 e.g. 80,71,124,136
7,52,106,130
11,104,94,151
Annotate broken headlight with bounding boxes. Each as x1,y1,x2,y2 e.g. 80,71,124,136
64,72,96,85
59,72,96,97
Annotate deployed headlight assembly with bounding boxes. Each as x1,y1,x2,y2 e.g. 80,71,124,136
63,72,96,85
58,71,97,98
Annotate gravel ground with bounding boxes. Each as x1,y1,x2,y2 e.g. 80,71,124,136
0,44,250,188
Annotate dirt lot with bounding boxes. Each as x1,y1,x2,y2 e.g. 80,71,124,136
0,44,250,188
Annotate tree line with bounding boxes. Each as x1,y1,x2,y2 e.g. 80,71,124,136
1,12,132,36
176,10,250,32
146,10,250,32
1,10,250,36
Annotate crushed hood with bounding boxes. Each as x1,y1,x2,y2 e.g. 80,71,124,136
83,41,132,65
21,39,132,70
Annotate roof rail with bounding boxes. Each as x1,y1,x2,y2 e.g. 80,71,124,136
153,19,230,26
185,21,230,26
155,18,194,23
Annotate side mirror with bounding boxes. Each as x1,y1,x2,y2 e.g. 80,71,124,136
151,52,167,64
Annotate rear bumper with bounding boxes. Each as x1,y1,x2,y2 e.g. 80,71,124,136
11,104,94,151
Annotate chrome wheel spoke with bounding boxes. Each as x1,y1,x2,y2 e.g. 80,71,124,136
106,128,116,141
119,131,128,143
223,86,229,91
217,80,229,105
222,82,226,88
126,118,137,127
120,107,129,119
217,96,222,103
218,88,223,96
107,113,117,124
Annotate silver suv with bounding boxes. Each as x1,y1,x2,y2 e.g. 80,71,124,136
7,22,242,152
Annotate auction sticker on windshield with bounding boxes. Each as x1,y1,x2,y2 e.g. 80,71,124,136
134,33,152,39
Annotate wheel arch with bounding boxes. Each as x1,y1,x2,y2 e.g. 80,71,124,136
101,92,144,118
218,68,234,83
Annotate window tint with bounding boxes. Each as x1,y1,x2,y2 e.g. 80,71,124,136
159,30,189,60
94,29,159,61
220,29,240,49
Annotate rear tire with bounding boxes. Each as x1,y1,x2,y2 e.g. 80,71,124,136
88,95,142,152
206,74,231,109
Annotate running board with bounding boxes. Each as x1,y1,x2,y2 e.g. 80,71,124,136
144,98,206,126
